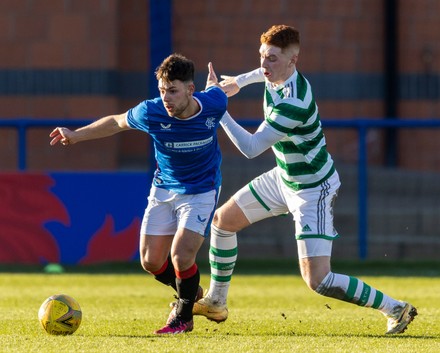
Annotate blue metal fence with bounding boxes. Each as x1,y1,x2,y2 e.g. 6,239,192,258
235,118,440,259
0,119,94,170
2,118,440,259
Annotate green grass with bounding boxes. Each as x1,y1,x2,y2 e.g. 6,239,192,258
0,261,439,352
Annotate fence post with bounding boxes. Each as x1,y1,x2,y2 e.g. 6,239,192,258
18,121,27,171
358,122,368,259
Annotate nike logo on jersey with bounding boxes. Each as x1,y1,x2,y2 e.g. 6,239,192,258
197,215,207,223
160,123,171,129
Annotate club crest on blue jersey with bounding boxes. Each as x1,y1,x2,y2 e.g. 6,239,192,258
205,117,216,129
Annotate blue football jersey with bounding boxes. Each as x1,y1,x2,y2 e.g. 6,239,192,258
126,86,227,194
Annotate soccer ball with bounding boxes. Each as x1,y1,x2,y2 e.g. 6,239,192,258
38,294,82,335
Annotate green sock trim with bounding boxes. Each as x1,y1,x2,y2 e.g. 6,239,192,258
344,276,358,302
211,273,232,282
209,260,236,271
372,290,384,309
210,246,237,258
358,283,371,306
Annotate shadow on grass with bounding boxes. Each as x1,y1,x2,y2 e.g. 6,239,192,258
89,331,435,340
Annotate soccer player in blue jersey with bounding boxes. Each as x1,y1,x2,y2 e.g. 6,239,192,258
193,25,417,335
49,53,227,334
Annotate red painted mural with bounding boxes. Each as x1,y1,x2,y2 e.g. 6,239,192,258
0,174,64,264
0,173,148,265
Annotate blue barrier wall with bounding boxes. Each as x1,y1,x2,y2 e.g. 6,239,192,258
0,172,152,265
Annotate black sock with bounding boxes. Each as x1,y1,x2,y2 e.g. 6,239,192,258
152,256,177,291
175,265,200,321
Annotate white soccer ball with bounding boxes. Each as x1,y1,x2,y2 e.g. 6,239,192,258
38,294,82,335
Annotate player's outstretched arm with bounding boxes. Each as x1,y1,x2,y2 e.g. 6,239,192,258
219,74,240,97
220,111,283,159
219,68,265,97
206,62,240,97
49,113,130,146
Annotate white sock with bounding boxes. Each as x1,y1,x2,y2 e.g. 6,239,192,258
315,272,401,315
205,224,237,306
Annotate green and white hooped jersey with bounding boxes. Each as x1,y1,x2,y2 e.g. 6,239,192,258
264,70,335,190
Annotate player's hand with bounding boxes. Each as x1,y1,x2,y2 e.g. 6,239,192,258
205,62,220,89
49,127,74,146
219,75,240,97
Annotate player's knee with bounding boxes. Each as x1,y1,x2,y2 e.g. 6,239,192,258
212,209,231,231
213,206,230,227
299,256,331,291
170,253,194,273
213,200,247,232
302,276,321,291
212,210,220,226
302,271,329,291
140,258,162,273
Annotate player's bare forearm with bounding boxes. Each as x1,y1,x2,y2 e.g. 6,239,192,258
75,114,128,141
49,113,129,146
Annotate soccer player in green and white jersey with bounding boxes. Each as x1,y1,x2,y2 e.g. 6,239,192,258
194,24,417,334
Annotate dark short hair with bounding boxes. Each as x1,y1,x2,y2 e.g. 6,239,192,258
260,25,300,49
155,53,195,83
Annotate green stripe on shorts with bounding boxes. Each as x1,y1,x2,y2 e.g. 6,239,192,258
249,182,270,211
296,233,340,240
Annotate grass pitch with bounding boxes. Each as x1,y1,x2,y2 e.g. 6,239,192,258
0,261,439,353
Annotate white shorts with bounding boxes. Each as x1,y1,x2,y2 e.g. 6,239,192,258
296,238,333,259
233,167,341,258
141,185,220,237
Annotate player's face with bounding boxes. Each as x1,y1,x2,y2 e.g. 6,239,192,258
158,79,195,118
259,43,297,85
